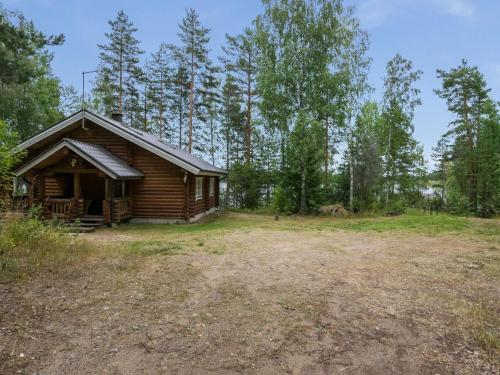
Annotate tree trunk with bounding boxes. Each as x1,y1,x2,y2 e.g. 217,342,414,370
244,56,252,164
178,82,184,149
143,82,147,131
299,165,306,215
159,72,163,139
385,126,392,209
187,52,195,153
463,94,477,211
119,37,123,113
324,117,329,178
349,150,354,211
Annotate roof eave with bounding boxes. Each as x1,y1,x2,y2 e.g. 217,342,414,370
15,110,225,176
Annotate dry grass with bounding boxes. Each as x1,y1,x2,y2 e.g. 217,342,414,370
0,211,498,374
0,218,92,282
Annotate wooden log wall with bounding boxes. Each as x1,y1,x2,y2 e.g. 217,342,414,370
130,146,186,219
44,176,65,197
22,119,222,221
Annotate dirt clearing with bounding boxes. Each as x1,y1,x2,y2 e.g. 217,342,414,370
1,212,499,374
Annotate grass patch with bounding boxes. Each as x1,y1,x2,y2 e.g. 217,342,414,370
122,240,184,256
0,218,92,282
108,211,500,240
460,300,499,357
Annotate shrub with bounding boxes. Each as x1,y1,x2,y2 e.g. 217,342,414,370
0,218,92,281
446,188,471,215
318,203,350,217
227,163,263,209
477,203,496,219
386,198,407,214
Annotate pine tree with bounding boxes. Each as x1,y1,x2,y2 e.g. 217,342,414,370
221,74,244,170
435,60,490,212
169,46,191,149
0,5,64,139
178,8,211,153
144,43,173,140
95,10,144,122
199,63,221,163
222,27,259,164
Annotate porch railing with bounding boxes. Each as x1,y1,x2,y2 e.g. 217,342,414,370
43,198,82,221
103,197,132,223
44,198,72,220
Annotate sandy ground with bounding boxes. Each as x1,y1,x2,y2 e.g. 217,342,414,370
0,223,499,374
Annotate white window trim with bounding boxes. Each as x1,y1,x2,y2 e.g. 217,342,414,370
209,177,215,197
195,177,203,201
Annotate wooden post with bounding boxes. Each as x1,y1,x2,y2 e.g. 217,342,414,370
185,174,190,223
73,173,81,198
121,180,126,197
104,178,111,224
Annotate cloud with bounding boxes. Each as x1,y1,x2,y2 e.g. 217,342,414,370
434,0,475,17
355,0,476,28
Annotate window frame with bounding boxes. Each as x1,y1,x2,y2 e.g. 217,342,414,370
209,177,215,197
195,177,203,201
13,176,29,197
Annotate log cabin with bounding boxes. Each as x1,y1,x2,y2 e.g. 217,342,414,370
12,109,226,225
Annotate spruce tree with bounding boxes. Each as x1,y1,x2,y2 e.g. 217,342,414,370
349,102,383,211
95,10,144,122
476,100,500,217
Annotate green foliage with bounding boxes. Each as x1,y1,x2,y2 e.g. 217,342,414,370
177,8,212,154
380,54,425,207
435,60,493,215
227,163,262,209
476,100,500,217
0,218,91,281
445,173,471,215
0,5,64,139
386,197,407,214
94,10,144,124
278,111,324,214
0,121,24,210
348,101,383,211
222,27,258,164
27,204,43,219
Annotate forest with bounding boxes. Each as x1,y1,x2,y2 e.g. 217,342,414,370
1,0,499,217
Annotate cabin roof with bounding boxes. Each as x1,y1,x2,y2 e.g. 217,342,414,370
15,138,144,180
15,109,227,177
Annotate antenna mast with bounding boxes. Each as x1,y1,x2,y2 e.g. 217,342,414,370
82,70,97,109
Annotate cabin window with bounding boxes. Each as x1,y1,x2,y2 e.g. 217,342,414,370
195,177,203,201
13,177,29,196
209,178,215,197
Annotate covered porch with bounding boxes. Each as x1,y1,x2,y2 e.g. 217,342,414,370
15,138,143,224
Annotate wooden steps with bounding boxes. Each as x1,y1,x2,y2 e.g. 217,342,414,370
65,215,105,233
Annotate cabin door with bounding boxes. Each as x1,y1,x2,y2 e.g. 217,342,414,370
80,174,105,215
